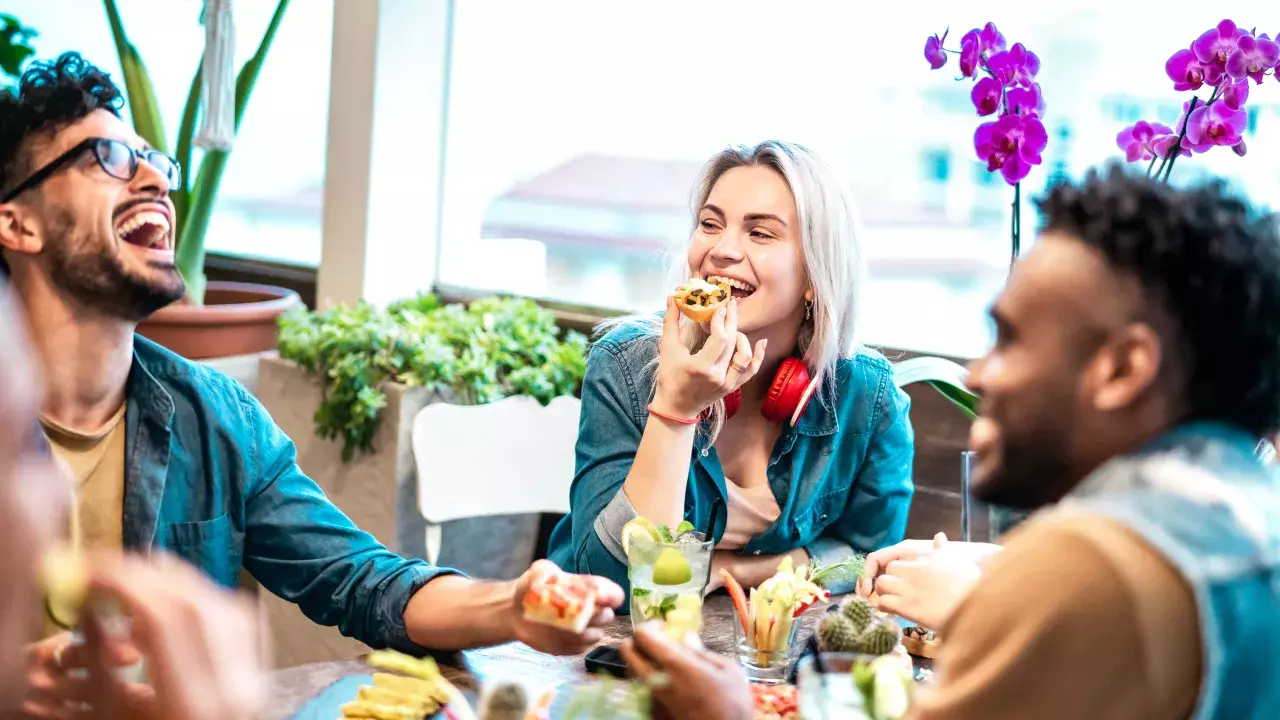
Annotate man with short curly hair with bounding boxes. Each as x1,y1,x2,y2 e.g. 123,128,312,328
0,52,621,718
624,167,1280,720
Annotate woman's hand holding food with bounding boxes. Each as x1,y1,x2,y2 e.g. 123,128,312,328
651,294,766,420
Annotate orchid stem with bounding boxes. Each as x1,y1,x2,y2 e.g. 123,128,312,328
1145,155,1159,178
1010,182,1021,273
1161,95,1201,184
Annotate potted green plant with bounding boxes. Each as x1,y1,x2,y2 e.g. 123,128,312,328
0,14,37,86
272,293,588,461
101,0,301,360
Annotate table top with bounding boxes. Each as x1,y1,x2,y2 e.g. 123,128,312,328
262,594,925,719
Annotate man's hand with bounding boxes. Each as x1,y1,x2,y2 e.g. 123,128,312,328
620,623,753,720
81,553,266,720
508,560,623,655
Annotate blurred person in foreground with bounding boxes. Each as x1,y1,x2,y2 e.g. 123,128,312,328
623,167,1280,720
0,277,264,719
0,51,621,718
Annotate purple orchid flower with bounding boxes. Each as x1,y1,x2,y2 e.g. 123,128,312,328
1116,121,1174,162
1232,140,1248,156
925,29,949,69
1166,48,1223,91
971,76,1002,116
1193,20,1245,69
1222,79,1250,110
975,114,1048,184
978,22,1007,54
1152,133,1192,159
957,22,1006,79
1184,101,1248,152
1006,83,1045,117
1227,33,1280,83
989,43,1040,88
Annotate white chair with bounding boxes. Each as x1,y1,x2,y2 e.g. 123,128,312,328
412,394,581,565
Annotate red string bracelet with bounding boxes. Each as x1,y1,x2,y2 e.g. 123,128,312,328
647,404,699,425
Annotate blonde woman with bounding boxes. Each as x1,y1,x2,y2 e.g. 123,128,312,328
547,141,914,605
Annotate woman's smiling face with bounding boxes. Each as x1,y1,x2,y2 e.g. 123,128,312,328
688,165,808,335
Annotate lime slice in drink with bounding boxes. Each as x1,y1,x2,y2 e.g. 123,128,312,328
621,517,662,557
651,548,692,586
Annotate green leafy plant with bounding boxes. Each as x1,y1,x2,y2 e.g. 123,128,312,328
101,0,290,305
0,14,37,84
892,355,978,419
277,294,588,462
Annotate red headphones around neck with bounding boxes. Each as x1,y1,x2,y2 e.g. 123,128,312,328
722,357,820,427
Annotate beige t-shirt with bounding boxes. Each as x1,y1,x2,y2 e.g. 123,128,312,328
718,481,782,550
908,515,1202,720
37,404,127,637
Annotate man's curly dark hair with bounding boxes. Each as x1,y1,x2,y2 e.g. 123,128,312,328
0,52,122,275
0,51,124,197
1038,165,1280,439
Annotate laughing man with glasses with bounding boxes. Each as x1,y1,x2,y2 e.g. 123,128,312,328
0,53,624,719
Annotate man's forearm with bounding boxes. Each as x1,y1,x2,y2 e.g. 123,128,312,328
402,575,516,650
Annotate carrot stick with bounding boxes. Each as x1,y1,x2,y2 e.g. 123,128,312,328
720,569,750,635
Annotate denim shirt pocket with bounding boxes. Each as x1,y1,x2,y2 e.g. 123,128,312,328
794,485,852,540
159,514,243,589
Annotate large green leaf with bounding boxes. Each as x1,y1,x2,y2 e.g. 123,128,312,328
101,0,168,154
176,0,292,302
0,14,37,80
170,60,203,235
892,355,979,420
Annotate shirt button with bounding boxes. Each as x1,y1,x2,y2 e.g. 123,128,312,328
819,514,829,522
753,550,762,556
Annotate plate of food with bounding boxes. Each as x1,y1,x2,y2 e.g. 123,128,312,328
291,650,476,720
750,683,798,720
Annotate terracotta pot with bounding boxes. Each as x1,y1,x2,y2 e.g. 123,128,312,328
137,281,302,360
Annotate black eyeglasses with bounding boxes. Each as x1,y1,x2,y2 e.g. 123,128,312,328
0,137,182,204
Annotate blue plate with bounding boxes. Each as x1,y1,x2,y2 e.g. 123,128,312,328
289,674,373,719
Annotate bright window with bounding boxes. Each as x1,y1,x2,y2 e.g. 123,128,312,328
5,0,331,267
439,1,1279,356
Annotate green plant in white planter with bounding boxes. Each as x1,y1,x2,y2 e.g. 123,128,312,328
277,294,589,462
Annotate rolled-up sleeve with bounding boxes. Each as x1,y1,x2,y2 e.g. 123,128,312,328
556,343,647,593
237,389,460,654
806,373,914,594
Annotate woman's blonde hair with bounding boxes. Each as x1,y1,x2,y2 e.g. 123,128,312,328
600,140,866,443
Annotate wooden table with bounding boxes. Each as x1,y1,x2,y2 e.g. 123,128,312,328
262,595,924,719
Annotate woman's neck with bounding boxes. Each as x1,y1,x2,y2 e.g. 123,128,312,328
739,321,803,403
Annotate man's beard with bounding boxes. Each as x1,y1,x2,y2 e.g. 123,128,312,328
973,399,1081,512
44,210,185,322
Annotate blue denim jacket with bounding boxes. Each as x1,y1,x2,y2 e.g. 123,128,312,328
117,336,455,652
1051,421,1280,719
547,321,915,608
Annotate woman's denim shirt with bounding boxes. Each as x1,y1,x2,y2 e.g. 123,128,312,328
547,321,915,608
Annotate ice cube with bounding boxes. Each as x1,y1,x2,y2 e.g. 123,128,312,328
675,531,702,544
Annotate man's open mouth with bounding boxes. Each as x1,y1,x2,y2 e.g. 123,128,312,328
114,210,172,252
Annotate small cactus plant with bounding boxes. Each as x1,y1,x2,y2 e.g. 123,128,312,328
840,597,874,633
817,606,902,657
818,613,858,651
